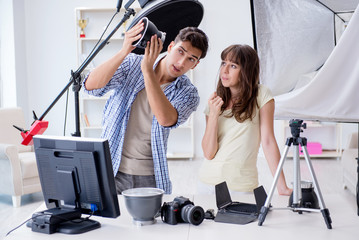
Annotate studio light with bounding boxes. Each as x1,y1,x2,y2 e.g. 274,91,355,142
128,0,204,54
132,17,166,49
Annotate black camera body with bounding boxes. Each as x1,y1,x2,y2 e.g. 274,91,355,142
161,196,205,226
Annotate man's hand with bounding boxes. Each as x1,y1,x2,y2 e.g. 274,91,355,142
122,20,144,55
85,21,144,91
141,35,163,75
141,34,176,127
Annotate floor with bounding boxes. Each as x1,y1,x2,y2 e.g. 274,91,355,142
0,156,356,239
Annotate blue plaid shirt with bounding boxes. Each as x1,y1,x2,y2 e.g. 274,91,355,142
83,53,199,194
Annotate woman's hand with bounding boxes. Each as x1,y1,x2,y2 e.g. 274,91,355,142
208,92,223,118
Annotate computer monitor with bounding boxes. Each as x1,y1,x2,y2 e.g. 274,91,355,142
29,135,120,234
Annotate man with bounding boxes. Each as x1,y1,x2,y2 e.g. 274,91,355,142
84,20,209,194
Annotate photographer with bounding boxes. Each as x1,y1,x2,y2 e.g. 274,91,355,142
84,20,209,194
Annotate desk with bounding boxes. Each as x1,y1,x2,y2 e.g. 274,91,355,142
4,194,359,240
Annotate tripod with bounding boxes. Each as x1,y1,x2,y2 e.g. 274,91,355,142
258,119,332,229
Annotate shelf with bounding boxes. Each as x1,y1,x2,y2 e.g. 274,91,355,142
78,39,123,68
82,128,103,138
81,89,112,99
286,150,342,159
76,7,118,12
75,7,139,40
177,116,193,129
282,120,342,159
78,37,124,41
81,96,109,100
167,152,194,159
83,126,102,130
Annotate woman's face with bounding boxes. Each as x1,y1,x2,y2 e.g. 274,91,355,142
220,58,241,90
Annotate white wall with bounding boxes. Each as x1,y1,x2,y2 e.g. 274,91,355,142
2,0,357,157
0,0,18,107
24,0,110,134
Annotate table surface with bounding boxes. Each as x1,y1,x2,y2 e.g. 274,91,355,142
4,193,359,240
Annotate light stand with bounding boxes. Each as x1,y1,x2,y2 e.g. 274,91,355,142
17,3,137,144
43,7,136,137
257,119,332,229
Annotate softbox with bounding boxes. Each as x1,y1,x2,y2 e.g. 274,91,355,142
251,0,359,122
127,0,204,54
132,17,166,49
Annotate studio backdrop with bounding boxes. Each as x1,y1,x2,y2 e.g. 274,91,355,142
251,0,359,122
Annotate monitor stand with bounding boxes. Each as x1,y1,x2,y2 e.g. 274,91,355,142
27,207,101,234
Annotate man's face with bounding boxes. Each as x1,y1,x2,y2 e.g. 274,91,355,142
165,41,202,78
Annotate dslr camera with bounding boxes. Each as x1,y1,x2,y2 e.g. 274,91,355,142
161,196,205,225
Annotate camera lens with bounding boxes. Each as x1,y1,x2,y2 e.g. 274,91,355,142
181,204,205,225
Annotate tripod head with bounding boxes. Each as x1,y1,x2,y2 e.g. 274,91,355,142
289,119,306,138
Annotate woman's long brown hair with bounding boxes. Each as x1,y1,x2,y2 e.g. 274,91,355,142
216,44,260,122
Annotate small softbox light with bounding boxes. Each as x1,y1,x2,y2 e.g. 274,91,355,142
132,17,166,49
127,0,204,54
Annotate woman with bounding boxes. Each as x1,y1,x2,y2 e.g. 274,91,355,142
199,44,291,195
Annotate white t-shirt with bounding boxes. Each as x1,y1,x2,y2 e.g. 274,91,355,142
199,85,273,192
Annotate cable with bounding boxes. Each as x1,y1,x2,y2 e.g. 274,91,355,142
63,89,69,136
6,216,35,236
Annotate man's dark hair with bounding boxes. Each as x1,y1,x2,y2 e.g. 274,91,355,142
174,27,209,59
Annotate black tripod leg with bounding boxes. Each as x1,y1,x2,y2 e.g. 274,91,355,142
321,208,332,229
